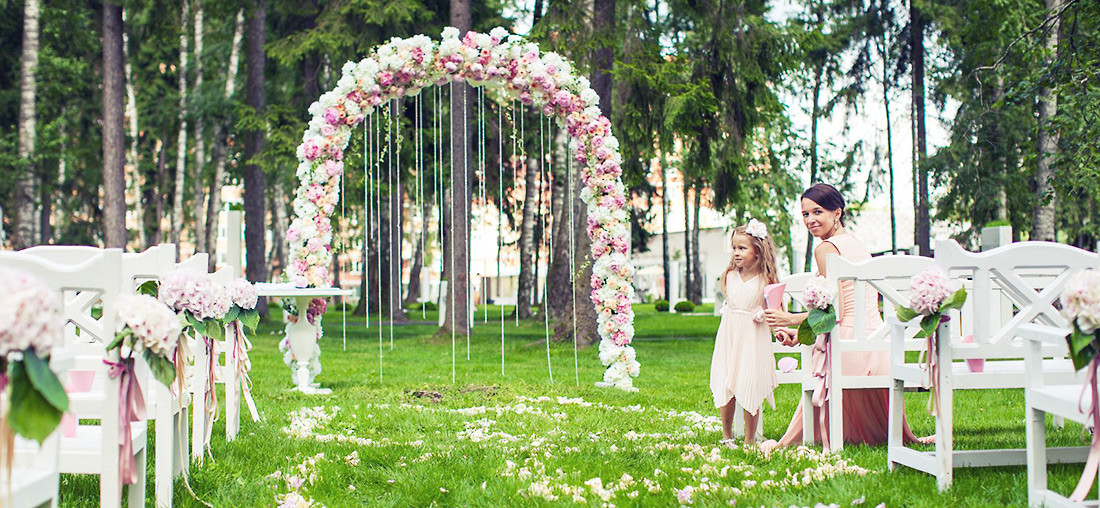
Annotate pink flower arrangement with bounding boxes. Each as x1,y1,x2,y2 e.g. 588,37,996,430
115,294,181,356
908,266,957,316
159,268,231,321
227,278,259,310
1061,270,1100,334
0,267,60,357
801,276,835,310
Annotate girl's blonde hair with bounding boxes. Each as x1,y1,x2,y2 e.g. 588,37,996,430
719,223,780,297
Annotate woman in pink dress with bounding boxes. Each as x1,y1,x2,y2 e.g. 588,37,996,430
762,183,926,449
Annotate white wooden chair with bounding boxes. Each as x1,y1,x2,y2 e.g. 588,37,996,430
24,244,188,508
811,254,935,451
888,240,1097,489
0,249,148,507
173,254,213,467
4,307,69,508
1022,323,1095,508
732,272,815,440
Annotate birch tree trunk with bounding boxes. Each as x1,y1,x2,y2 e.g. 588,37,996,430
151,137,167,245
205,8,245,271
14,0,40,249
682,178,692,299
192,0,207,254
103,0,127,248
271,179,288,276
515,154,539,319
172,0,190,249
803,64,823,271
1032,0,1061,241
546,127,571,324
123,8,144,247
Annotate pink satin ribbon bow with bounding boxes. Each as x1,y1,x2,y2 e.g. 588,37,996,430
231,321,260,422
1071,356,1100,502
810,332,832,451
104,358,146,487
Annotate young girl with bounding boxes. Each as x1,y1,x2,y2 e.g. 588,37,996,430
710,218,780,445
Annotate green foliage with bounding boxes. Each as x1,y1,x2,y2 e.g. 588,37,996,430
797,306,836,345
673,300,694,312
654,299,669,312
143,349,178,387
9,350,68,443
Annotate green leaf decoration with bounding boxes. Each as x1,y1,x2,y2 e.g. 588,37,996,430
22,349,68,412
9,360,64,443
239,309,260,333
797,320,817,345
807,307,837,336
895,306,919,323
204,319,225,341
106,328,130,352
916,313,941,339
136,280,159,297
143,349,177,387
187,313,206,336
224,306,240,324
939,287,968,313
1067,329,1099,371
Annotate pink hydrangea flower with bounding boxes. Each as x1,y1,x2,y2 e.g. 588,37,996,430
116,294,181,356
801,276,835,310
0,268,60,356
908,266,957,315
227,278,259,310
1061,270,1100,334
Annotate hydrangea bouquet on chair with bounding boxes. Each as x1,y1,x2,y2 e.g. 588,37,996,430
796,276,837,345
894,266,968,416
0,269,69,444
1059,270,1100,502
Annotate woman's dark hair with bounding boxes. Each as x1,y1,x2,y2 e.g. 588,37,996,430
801,183,846,224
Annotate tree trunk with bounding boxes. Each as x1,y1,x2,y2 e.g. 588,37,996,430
204,8,244,271
404,198,429,307
243,0,268,317
192,0,207,255
803,64,824,271
271,179,288,277
123,8,144,248
1032,0,1061,241
994,75,1008,222
682,177,692,300
353,200,371,316
172,0,190,249
13,0,40,249
690,185,703,304
546,127,571,323
877,25,898,254
911,0,931,255
515,153,539,319
381,132,408,320
660,147,671,301
102,0,126,249
150,137,167,245
442,0,472,335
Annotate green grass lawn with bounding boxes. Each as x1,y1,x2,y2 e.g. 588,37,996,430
59,304,1094,507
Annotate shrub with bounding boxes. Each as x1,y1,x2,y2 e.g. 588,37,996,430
654,299,670,312
422,301,439,311
674,300,696,313
406,302,422,311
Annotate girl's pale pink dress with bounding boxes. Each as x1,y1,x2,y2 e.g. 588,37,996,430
773,233,921,446
709,271,777,414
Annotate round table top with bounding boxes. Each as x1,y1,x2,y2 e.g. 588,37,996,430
254,282,355,298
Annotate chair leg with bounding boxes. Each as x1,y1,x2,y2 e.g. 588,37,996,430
802,388,815,445
936,336,955,491
155,405,174,508
128,447,147,508
733,403,745,439
888,378,905,471
1025,405,1048,508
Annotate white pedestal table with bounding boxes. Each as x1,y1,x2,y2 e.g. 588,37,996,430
255,283,354,394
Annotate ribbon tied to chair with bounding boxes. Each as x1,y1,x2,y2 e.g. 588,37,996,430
1071,355,1100,502
921,328,941,417
104,357,146,487
810,332,832,451
230,320,260,422
203,336,218,450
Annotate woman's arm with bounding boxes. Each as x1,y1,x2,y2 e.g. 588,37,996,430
764,241,841,328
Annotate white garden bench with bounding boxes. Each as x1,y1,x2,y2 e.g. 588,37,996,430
24,244,190,508
888,240,1097,490
803,254,935,452
1021,323,1095,508
0,249,148,507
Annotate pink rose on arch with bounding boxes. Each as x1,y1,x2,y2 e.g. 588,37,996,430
327,144,343,161
302,140,321,160
306,238,324,252
325,160,343,177
324,107,343,125
321,124,335,137
595,147,610,160
378,71,394,86
307,184,325,202
286,227,300,243
411,47,424,63
591,275,603,290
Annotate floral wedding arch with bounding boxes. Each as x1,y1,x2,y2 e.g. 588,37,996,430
285,27,640,390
